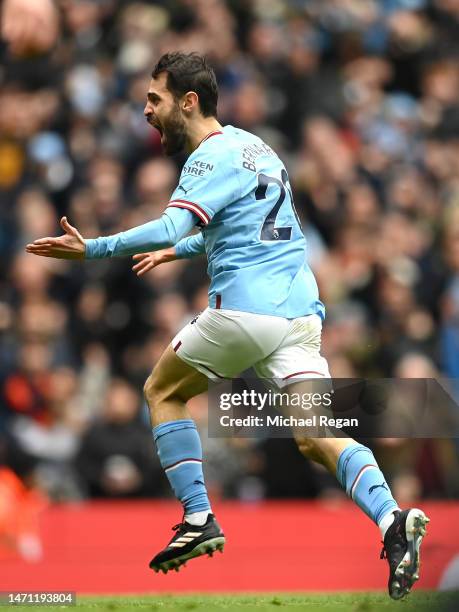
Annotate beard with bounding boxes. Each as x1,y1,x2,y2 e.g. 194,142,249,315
160,104,187,156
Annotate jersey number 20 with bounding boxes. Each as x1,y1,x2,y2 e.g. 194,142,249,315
256,170,301,241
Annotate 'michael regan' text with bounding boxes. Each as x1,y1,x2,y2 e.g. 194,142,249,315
220,414,359,428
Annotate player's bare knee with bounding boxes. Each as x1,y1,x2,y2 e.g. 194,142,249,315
143,371,166,409
144,369,179,417
143,375,155,411
143,374,153,404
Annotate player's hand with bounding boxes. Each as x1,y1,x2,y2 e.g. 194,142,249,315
132,248,177,276
26,216,86,260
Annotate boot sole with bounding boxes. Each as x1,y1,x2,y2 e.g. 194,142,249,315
150,536,226,574
390,508,430,599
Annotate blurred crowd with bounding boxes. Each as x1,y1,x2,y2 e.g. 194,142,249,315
1,0,459,546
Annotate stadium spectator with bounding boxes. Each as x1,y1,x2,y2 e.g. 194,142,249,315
0,0,60,57
75,379,166,498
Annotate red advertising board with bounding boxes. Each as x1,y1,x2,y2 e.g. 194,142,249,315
1,501,458,593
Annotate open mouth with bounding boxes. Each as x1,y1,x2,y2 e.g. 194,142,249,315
148,118,163,136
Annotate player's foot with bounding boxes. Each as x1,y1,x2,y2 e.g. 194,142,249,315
149,513,225,574
380,508,430,600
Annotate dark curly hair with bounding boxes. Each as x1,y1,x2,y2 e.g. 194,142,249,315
152,52,218,118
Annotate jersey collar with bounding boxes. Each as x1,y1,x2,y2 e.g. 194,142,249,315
199,130,223,146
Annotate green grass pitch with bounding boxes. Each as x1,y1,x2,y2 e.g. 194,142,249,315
4,592,458,612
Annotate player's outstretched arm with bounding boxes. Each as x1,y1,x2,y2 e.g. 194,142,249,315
26,207,199,262
26,217,86,260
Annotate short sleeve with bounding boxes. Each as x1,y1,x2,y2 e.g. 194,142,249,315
167,143,240,226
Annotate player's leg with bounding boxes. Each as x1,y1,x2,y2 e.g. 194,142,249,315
144,345,225,573
254,314,429,599
145,308,288,573
272,380,403,543
287,420,400,530
254,315,404,529
145,344,210,521
293,429,429,599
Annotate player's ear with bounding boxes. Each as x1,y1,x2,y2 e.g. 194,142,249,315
182,91,199,115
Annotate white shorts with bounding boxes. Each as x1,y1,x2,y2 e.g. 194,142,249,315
171,308,330,387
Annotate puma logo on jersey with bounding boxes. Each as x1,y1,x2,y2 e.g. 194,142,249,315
369,482,388,494
177,184,189,195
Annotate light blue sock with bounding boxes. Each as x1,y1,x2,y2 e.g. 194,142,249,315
336,443,399,526
153,419,211,515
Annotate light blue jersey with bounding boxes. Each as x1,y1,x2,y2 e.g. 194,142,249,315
85,125,324,320
172,126,324,319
